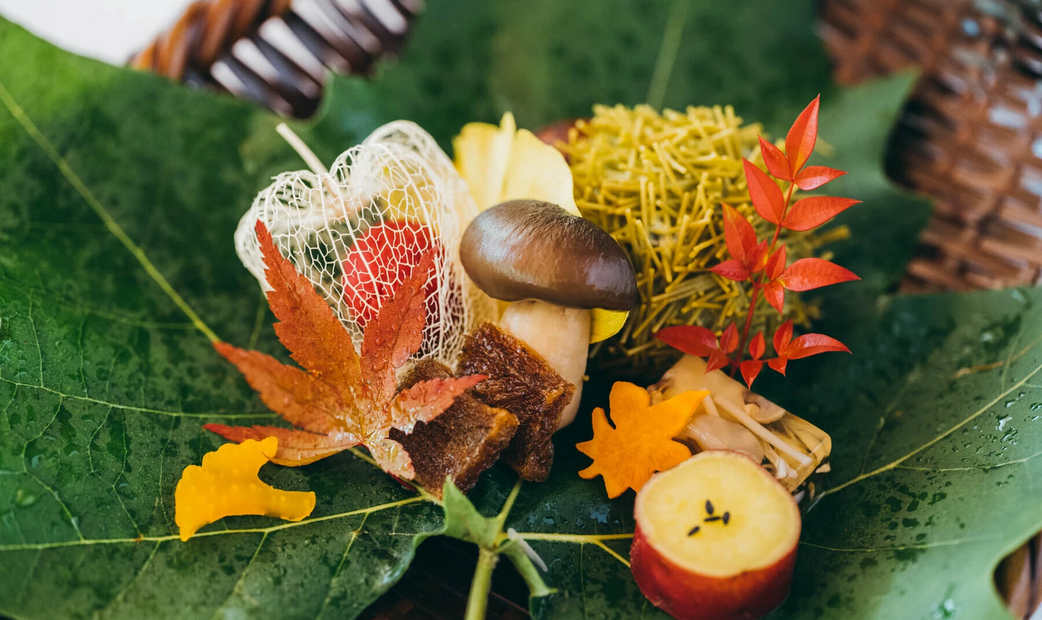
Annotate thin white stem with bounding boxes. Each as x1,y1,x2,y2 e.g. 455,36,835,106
275,123,347,206
276,123,329,177
702,394,721,417
715,395,812,467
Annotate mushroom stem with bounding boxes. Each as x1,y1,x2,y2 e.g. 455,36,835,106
499,300,590,429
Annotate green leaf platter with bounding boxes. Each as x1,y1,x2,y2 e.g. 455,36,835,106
1,1,1040,619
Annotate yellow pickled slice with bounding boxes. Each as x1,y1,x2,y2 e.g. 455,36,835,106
175,437,316,541
635,451,800,578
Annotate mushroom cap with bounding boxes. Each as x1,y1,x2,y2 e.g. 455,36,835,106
460,200,639,311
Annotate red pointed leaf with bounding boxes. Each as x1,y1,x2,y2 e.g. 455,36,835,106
388,374,486,433
721,203,758,265
795,165,846,191
655,325,719,357
740,360,763,389
743,159,787,225
706,350,731,373
768,357,788,375
747,240,770,275
720,323,739,354
749,332,766,360
758,136,791,181
773,320,794,354
256,221,363,401
361,251,435,405
780,258,860,291
203,424,358,466
786,96,820,175
766,245,787,280
781,196,860,231
213,341,347,434
710,259,750,282
762,281,784,314
787,333,851,359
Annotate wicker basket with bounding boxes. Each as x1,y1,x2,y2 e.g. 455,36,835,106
821,2,1042,612
132,0,1042,616
822,0,1042,292
130,0,421,118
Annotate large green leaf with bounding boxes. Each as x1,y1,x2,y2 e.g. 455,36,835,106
0,18,448,620
3,0,1030,618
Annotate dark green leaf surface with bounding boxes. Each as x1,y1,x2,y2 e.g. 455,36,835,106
0,18,449,620
1,0,1030,619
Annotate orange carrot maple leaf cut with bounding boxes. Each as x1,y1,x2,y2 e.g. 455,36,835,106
576,382,708,498
206,221,485,479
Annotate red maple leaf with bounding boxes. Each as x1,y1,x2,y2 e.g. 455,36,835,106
205,221,485,479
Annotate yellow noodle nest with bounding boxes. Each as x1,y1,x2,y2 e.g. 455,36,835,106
562,104,848,375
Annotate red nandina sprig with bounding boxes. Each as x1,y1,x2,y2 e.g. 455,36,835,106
655,96,857,390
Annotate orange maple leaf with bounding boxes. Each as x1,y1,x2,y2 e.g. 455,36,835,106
576,382,708,498
205,221,485,479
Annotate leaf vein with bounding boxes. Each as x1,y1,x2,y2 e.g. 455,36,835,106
111,412,142,537
1,377,275,419
94,539,163,619
28,291,43,386
0,78,219,343
0,495,427,551
210,532,268,619
821,354,1042,499
894,449,1042,473
316,513,369,620
14,549,42,606
800,536,996,554
591,540,630,568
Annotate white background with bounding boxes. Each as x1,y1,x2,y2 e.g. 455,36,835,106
0,0,191,64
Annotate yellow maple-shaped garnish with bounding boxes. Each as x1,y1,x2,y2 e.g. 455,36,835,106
175,437,316,541
453,112,627,343
576,382,708,498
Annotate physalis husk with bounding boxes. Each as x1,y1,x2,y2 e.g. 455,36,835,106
175,437,316,541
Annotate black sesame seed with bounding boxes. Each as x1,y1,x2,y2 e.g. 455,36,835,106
687,525,700,536
704,515,722,522
705,500,714,515
723,512,731,525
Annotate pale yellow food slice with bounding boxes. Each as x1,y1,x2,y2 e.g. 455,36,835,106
635,451,800,578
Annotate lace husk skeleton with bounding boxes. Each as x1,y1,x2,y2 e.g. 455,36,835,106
235,122,497,368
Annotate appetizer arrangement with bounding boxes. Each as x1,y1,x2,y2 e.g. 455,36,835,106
171,96,858,619
6,5,1042,619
